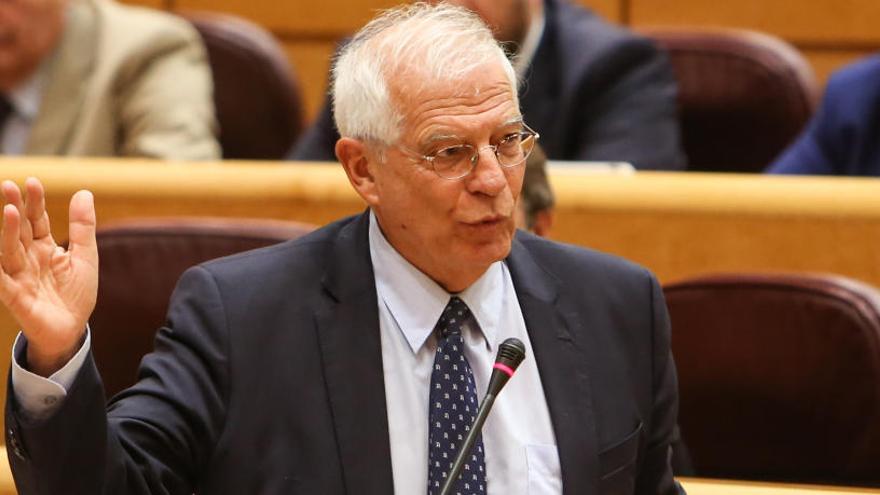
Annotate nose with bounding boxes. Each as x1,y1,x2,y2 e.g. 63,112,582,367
465,145,507,196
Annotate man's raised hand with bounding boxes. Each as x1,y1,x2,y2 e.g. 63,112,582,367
0,178,98,377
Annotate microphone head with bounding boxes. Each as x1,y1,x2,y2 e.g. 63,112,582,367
496,337,526,370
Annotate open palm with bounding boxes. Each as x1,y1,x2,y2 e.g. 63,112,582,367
0,178,98,376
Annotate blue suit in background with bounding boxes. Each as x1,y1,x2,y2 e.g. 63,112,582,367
766,55,880,176
290,0,685,170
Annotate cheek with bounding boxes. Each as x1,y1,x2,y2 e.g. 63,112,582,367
506,167,525,200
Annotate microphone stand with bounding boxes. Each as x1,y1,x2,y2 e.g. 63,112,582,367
439,391,497,495
438,338,525,495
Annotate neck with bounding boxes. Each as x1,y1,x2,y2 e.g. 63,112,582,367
433,266,487,294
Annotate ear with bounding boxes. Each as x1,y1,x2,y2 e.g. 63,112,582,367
336,137,380,206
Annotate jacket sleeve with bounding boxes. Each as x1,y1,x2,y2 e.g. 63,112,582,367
636,273,686,495
6,265,230,495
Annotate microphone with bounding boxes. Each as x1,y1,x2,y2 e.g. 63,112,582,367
439,337,526,495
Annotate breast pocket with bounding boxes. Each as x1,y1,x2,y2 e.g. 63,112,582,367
598,422,643,495
526,443,562,495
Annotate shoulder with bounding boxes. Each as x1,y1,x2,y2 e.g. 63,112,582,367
513,230,654,294
548,0,662,69
195,215,358,286
801,54,880,143
828,55,880,89
823,55,880,109
87,0,204,61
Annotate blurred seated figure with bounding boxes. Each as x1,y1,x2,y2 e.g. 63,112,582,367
291,0,685,170
642,27,818,173
0,0,219,159
515,144,555,236
767,55,880,176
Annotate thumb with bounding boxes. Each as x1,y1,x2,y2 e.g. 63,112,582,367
67,190,97,266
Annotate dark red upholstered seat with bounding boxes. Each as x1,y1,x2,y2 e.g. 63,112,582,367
89,217,314,398
641,28,819,173
179,11,304,159
665,273,880,486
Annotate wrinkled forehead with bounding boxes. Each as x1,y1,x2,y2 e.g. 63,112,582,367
386,60,522,142
386,58,519,121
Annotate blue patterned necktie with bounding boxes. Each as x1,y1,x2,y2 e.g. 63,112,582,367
427,296,487,495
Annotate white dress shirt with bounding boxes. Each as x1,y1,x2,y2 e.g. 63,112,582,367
11,330,91,420
11,211,563,494
369,212,561,494
2,58,51,155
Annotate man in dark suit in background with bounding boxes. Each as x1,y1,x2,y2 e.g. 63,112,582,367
766,54,880,176
1,3,683,494
291,0,685,170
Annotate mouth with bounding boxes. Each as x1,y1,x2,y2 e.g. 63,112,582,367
464,214,504,225
460,215,509,233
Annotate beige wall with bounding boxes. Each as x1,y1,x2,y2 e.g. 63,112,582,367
120,0,878,122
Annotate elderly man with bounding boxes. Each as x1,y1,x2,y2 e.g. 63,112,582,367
1,4,682,494
292,0,684,170
0,0,218,158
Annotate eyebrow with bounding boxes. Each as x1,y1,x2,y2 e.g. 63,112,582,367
422,133,463,146
501,116,524,128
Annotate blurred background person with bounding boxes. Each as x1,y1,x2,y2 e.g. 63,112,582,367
766,54,880,176
516,143,555,237
291,0,685,170
0,0,219,159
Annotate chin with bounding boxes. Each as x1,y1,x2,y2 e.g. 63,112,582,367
464,234,514,266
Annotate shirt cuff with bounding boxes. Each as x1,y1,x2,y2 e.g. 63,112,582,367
10,329,91,420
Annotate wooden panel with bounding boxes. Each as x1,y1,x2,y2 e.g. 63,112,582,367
804,47,877,88
119,0,169,8
282,40,337,123
679,477,880,494
576,0,623,23
546,171,880,289
174,0,399,37
177,0,625,36
629,0,880,45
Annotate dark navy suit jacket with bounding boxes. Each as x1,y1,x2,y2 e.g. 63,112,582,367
767,55,880,176
290,0,685,170
6,213,682,495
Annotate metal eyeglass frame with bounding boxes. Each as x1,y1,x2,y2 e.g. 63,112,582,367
396,123,540,180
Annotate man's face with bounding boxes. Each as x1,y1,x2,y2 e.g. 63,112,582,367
370,62,524,291
443,0,530,45
0,0,65,91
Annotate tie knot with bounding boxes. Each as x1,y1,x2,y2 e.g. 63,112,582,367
437,296,470,338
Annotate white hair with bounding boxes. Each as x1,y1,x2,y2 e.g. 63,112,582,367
332,2,519,146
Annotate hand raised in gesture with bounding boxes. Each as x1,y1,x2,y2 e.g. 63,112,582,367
0,178,98,377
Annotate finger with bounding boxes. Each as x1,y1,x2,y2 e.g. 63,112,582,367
1,180,33,246
1,180,22,207
24,177,51,241
1,204,27,275
67,190,97,268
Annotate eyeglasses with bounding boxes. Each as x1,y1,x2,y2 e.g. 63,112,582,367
397,124,540,180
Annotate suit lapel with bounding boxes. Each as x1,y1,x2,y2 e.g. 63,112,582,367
315,212,394,494
507,236,599,495
26,0,97,155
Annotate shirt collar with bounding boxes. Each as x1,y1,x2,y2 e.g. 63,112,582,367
368,210,503,354
7,57,51,122
512,8,546,77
